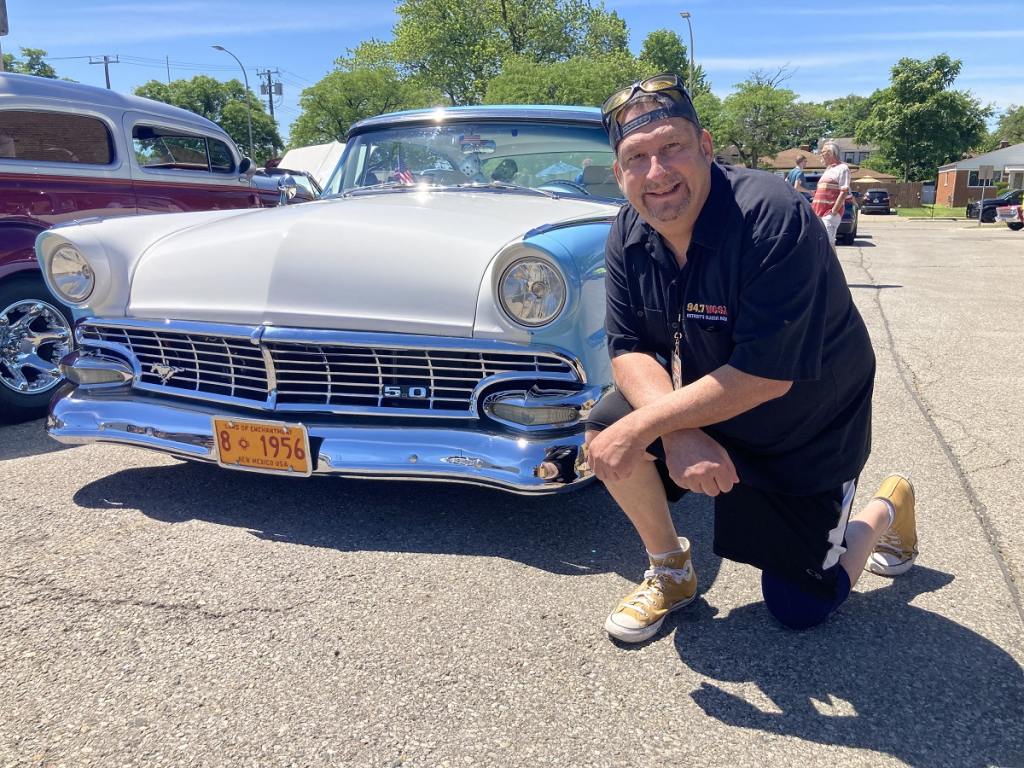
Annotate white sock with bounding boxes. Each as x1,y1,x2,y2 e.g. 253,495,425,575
647,547,684,560
879,499,896,529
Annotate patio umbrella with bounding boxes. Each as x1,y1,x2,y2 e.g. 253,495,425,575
854,176,883,184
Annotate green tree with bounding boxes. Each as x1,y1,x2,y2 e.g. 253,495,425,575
785,101,830,149
693,90,723,142
820,93,875,138
135,76,282,165
636,28,708,95
855,54,991,181
995,105,1024,145
364,0,629,105
2,47,58,78
483,52,637,106
716,70,799,168
289,66,444,147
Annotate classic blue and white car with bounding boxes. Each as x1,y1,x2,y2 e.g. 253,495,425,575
38,106,623,493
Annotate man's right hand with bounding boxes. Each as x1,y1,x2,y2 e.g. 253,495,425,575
662,429,739,496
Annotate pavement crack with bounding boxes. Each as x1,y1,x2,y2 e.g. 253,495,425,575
854,248,1024,627
0,575,318,620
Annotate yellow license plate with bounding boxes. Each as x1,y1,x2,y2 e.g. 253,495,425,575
212,417,312,477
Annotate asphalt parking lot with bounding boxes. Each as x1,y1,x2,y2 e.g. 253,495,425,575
2,217,1023,768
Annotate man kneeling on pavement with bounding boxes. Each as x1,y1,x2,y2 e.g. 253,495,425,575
586,73,918,643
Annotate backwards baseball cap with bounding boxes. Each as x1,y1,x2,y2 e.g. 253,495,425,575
601,73,701,149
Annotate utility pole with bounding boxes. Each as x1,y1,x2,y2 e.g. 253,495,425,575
165,55,171,84
257,68,282,121
89,55,119,89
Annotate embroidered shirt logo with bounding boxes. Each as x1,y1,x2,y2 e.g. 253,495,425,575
685,302,729,323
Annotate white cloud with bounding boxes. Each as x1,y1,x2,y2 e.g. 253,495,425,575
14,8,394,46
849,29,1024,41
754,3,1018,14
701,51,896,71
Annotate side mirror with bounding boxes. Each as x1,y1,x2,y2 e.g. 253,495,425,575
238,157,253,175
277,174,299,205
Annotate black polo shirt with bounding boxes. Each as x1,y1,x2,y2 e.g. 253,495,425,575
604,162,875,495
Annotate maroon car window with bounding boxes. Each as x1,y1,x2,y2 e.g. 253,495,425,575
0,110,114,165
133,125,211,172
208,138,235,174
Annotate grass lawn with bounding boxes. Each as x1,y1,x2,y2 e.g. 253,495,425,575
896,205,962,218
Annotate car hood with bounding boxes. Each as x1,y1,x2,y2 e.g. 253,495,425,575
128,190,618,336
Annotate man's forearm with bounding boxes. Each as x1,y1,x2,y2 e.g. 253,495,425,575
611,352,675,409
626,365,791,444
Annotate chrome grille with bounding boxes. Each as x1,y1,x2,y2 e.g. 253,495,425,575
79,325,268,399
267,342,574,411
78,322,578,415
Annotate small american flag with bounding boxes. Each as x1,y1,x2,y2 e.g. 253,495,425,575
393,157,414,184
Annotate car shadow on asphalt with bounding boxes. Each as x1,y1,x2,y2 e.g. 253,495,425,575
675,566,1024,768
71,461,723,584
0,418,72,461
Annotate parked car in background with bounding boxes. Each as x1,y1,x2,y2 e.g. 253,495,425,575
995,204,1024,231
0,72,263,422
966,189,1023,222
860,188,892,215
41,105,625,493
249,166,322,204
803,173,859,244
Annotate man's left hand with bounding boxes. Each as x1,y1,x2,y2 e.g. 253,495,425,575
588,418,655,483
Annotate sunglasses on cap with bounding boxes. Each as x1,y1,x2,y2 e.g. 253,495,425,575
601,73,701,148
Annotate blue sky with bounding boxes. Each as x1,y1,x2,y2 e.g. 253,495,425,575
4,0,1021,142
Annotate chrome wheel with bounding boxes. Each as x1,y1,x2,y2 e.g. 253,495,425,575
0,298,72,395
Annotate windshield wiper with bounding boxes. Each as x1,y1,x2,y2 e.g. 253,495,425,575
453,181,559,199
340,181,432,197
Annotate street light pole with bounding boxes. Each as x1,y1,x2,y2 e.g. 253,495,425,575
212,45,254,160
679,11,695,94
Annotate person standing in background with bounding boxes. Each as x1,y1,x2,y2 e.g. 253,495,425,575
787,154,811,194
812,141,850,246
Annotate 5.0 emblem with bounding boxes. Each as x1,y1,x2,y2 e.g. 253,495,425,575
382,385,429,398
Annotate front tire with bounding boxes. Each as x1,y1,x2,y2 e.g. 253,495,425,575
1009,222,1023,231
0,275,75,424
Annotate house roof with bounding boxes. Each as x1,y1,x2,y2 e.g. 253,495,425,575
762,147,829,171
938,142,1024,172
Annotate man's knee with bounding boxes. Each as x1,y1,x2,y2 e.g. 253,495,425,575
760,568,851,631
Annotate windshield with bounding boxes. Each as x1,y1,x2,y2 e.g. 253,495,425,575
323,120,618,198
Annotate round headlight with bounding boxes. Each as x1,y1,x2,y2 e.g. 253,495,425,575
498,258,566,327
50,245,95,303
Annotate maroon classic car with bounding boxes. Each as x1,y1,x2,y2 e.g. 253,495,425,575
0,73,278,421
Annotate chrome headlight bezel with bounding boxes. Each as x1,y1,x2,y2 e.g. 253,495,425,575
36,229,111,310
49,244,96,303
497,256,567,328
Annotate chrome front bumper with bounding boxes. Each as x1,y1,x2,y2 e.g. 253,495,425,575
47,388,594,494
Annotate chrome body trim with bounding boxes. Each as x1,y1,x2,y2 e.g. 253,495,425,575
481,385,606,432
73,318,588,418
47,389,593,494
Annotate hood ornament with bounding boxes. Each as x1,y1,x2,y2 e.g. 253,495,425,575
150,362,185,385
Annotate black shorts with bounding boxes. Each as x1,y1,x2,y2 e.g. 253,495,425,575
588,389,858,600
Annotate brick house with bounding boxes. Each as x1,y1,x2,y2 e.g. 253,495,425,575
936,142,1024,208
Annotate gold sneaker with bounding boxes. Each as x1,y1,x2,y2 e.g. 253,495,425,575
866,474,918,576
605,537,697,643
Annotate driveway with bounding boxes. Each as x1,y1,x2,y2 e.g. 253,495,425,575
1,217,1022,767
